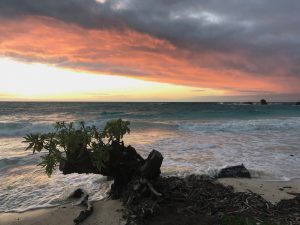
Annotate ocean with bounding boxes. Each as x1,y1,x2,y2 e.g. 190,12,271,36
0,102,300,212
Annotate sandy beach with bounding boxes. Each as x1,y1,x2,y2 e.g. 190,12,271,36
0,200,124,225
218,178,300,204
1,178,299,225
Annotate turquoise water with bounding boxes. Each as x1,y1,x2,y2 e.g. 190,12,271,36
0,102,300,211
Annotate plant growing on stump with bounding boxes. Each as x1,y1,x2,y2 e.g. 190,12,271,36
91,119,131,174
23,119,131,176
24,118,163,200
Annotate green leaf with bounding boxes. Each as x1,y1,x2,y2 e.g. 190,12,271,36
23,119,131,177
38,153,60,177
102,119,130,143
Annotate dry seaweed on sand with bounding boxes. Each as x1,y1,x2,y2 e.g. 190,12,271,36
121,175,300,225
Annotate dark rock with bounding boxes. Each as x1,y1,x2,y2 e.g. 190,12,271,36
244,102,253,105
260,99,268,105
217,164,251,178
296,102,300,105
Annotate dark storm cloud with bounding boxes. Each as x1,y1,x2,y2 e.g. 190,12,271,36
0,0,118,28
1,0,300,76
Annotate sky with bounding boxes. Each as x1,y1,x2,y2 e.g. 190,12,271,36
0,0,299,101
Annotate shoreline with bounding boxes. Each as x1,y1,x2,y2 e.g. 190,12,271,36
1,177,300,225
0,200,124,225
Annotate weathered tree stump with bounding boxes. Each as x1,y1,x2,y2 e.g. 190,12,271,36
139,150,163,180
58,142,163,199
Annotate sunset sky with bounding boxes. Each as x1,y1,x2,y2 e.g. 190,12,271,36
0,0,299,101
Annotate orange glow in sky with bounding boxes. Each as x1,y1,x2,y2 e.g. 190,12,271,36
0,58,225,101
0,13,299,101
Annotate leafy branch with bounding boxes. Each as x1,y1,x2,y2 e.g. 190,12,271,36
23,119,130,176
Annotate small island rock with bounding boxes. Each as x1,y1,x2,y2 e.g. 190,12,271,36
260,99,268,105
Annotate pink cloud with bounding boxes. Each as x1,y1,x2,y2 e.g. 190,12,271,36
0,16,299,96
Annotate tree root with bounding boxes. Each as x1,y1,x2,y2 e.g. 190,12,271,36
140,178,162,197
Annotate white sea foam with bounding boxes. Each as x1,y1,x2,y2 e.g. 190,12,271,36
0,164,110,212
177,117,300,134
0,102,300,212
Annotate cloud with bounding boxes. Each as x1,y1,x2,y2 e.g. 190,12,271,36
2,0,300,56
0,0,300,96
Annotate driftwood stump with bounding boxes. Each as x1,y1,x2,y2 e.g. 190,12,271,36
59,142,163,198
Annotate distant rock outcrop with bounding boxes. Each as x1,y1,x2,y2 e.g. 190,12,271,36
218,164,251,178
260,99,268,105
296,102,300,105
